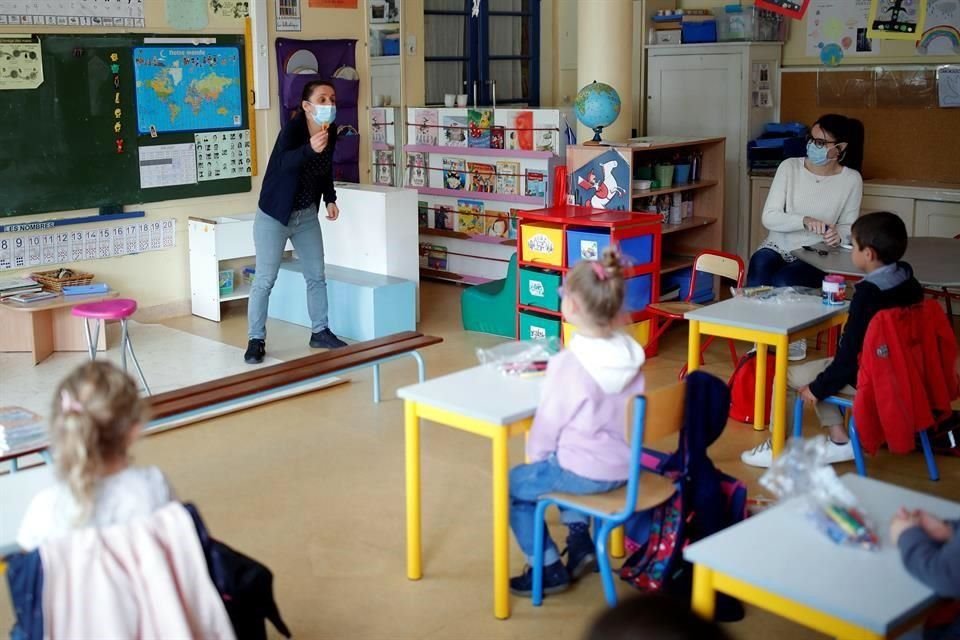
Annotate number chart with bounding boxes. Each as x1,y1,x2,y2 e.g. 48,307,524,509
0,219,176,271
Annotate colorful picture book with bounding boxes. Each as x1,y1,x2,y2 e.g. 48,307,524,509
508,210,519,240
418,200,429,228
495,160,520,195
440,114,468,147
525,169,547,198
413,108,438,145
506,110,534,151
490,125,505,150
485,210,510,239
456,199,486,236
442,157,467,190
371,108,387,144
468,162,496,193
434,205,455,231
427,244,448,270
468,109,492,148
374,150,394,186
407,151,428,188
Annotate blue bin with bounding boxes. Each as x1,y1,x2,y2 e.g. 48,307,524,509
662,268,715,304
681,20,718,43
625,274,653,312
382,37,400,55
566,228,653,269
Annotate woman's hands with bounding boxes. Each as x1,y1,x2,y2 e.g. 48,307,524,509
804,216,841,246
310,128,329,154
326,202,340,221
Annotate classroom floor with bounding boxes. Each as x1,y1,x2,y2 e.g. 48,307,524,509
2,280,957,639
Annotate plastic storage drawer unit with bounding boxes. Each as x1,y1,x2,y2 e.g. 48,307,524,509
519,267,562,312
565,228,654,269
521,222,565,267
519,310,561,341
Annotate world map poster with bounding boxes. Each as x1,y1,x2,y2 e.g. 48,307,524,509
133,46,244,135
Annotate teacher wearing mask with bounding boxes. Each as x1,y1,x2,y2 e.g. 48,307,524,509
245,80,348,364
746,113,865,361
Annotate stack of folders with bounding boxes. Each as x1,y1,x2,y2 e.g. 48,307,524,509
0,407,47,454
0,277,43,301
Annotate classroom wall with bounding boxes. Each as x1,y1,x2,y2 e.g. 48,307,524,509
0,1,409,317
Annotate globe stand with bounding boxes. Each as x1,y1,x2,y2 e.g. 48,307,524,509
583,125,606,146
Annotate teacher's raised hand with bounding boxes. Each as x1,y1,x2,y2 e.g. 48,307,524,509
310,129,329,154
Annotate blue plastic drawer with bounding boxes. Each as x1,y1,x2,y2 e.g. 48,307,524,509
682,20,717,43
662,268,715,304
625,274,653,312
566,229,654,268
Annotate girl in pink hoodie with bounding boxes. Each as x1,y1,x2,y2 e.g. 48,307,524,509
509,249,646,597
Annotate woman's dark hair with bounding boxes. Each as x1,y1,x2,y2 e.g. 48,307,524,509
300,80,336,108
814,113,865,173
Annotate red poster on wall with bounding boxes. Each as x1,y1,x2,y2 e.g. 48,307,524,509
309,0,358,7
756,0,811,19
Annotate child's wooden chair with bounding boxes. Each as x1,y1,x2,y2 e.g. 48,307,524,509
530,382,686,607
645,251,745,379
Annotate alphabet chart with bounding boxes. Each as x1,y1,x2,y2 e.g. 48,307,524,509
0,219,176,271
0,0,145,27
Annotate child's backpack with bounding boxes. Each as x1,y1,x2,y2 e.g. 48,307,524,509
728,351,775,425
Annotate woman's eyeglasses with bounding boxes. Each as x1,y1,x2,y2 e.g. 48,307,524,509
806,135,838,149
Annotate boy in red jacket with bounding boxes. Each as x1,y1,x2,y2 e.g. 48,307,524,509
742,211,923,468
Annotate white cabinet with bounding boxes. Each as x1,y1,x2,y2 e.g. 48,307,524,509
647,43,783,257
915,200,960,237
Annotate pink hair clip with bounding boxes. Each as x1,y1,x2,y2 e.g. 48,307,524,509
591,262,607,281
60,390,83,414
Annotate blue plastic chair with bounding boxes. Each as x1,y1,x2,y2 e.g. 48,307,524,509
792,395,940,481
531,383,685,607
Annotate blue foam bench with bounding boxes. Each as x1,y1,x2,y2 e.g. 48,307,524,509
268,261,416,342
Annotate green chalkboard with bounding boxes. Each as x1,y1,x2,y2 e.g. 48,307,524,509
0,34,250,218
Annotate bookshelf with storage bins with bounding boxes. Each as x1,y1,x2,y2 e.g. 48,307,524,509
565,136,725,304
403,107,568,285
515,205,663,355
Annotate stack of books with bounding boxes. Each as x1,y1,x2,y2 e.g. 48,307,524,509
0,277,42,301
0,406,47,454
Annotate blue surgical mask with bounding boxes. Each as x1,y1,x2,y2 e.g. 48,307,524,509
311,104,336,126
806,141,830,166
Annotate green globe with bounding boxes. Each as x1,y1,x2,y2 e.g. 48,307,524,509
574,81,622,143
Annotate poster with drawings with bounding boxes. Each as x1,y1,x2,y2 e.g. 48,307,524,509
0,220,177,272
916,0,960,55
807,0,880,59
195,130,252,181
0,0,145,27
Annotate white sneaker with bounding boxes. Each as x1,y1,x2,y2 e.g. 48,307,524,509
740,439,774,468
788,339,807,362
822,440,855,464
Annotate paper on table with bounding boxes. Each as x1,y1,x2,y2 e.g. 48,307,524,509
938,66,960,108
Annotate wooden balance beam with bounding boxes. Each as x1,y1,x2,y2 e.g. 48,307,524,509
2,332,443,470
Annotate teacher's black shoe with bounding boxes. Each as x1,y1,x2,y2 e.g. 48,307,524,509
310,328,348,349
244,339,266,364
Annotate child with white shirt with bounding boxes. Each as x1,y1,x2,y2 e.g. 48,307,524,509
17,361,174,550
509,249,646,597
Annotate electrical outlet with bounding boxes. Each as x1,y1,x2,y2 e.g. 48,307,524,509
406,35,416,55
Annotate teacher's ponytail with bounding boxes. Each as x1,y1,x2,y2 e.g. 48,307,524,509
814,114,865,173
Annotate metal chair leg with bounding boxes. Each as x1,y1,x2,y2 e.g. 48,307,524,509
372,363,381,403
847,417,867,477
122,319,151,395
81,318,97,360
120,318,129,373
919,430,940,482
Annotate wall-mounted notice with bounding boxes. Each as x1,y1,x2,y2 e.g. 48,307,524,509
139,143,198,188
0,220,176,271
0,37,42,90
938,66,960,107
195,130,252,181
276,0,302,31
807,0,879,58
0,0,145,27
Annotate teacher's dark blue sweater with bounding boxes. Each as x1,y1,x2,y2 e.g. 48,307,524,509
257,112,337,225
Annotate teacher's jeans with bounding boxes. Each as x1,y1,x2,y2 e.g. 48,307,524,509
746,248,826,289
247,206,328,340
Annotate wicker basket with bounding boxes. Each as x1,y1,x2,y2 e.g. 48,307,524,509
30,269,95,292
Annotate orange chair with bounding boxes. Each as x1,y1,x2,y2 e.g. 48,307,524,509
646,250,745,379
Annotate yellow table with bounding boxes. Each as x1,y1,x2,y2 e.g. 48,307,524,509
686,474,959,639
685,296,848,458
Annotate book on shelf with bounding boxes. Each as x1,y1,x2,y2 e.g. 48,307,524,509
490,125,505,149
440,113,468,147
456,199,486,236
371,107,388,144
407,151,428,187
0,277,41,298
495,160,520,195
484,209,510,239
433,205,455,231
418,201,429,229
427,244,448,270
533,111,558,153
413,108,438,145
374,150,394,186
467,162,496,193
508,209,519,240
468,109,492,148
419,242,430,268
505,110,534,151
442,157,467,190
0,406,46,454
525,169,547,198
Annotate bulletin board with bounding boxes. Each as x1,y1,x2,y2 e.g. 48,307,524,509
0,33,251,218
780,70,960,182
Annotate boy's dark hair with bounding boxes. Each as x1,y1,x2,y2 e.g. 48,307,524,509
300,80,335,106
814,113,866,173
851,211,908,265
584,594,731,640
